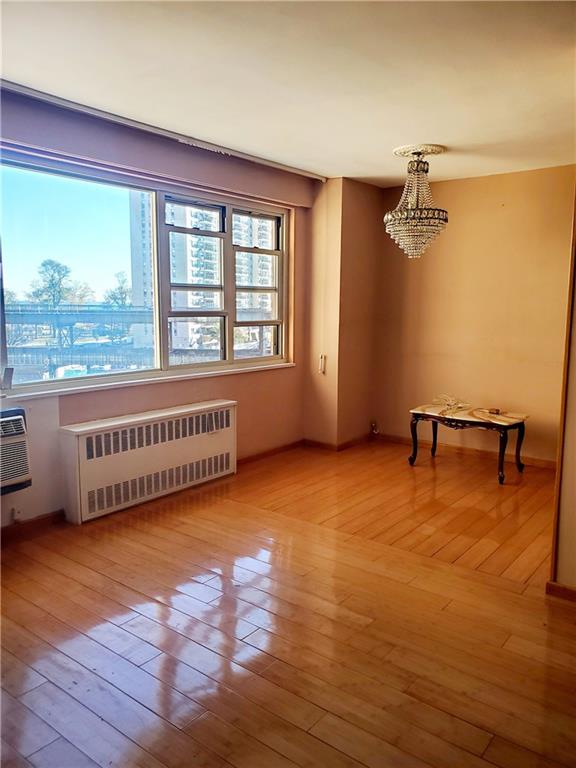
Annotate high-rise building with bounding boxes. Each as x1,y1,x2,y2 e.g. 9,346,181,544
129,197,276,353
233,213,274,323
129,191,154,348
166,203,221,350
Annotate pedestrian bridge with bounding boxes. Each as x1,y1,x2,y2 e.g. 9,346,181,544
5,303,152,325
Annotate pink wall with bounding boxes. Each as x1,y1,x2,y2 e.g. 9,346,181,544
59,367,304,460
1,91,317,208
1,93,314,467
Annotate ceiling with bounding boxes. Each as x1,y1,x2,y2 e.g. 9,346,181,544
1,1,575,186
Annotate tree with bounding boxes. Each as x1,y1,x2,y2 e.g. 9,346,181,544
104,272,131,343
2,290,25,346
28,260,71,307
67,281,95,304
104,272,131,307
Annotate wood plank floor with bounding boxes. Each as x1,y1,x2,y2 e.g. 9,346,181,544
2,442,574,768
242,442,557,587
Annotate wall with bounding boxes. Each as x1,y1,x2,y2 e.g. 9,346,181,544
3,91,575,526
303,177,385,447
1,91,316,208
0,397,62,527
337,179,387,445
373,165,576,463
555,244,576,588
0,93,316,524
303,178,343,446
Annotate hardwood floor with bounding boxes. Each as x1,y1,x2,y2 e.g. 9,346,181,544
255,442,557,586
2,442,574,768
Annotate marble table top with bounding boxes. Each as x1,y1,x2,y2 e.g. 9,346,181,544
410,404,528,426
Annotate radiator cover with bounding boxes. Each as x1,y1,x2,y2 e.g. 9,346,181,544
60,400,237,524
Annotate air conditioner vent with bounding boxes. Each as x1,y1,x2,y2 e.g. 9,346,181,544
0,416,26,438
0,441,30,483
1,408,32,492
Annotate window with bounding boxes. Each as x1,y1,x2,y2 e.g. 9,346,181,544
0,164,288,389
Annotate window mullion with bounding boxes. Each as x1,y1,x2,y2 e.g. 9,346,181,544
277,245,285,357
168,310,228,319
155,191,172,371
0,248,8,385
223,207,235,362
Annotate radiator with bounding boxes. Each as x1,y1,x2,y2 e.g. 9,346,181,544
60,400,237,524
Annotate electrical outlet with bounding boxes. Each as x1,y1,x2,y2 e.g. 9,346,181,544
12,507,23,522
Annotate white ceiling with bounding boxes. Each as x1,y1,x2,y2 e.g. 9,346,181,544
1,1,575,186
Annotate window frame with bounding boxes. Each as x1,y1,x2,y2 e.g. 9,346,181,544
0,156,291,394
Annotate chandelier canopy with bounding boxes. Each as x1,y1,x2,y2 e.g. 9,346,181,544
384,144,448,259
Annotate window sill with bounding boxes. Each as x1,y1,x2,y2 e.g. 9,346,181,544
1,361,296,401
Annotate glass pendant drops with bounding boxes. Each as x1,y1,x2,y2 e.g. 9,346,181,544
384,144,448,259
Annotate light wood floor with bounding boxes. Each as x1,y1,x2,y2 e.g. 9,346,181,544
246,442,557,587
2,443,575,768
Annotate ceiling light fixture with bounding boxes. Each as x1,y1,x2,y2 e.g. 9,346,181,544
384,144,448,259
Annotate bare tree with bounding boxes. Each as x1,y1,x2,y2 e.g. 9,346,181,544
67,281,96,304
28,259,71,308
104,272,131,307
104,272,131,342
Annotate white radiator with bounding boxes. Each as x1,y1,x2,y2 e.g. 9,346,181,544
60,400,237,524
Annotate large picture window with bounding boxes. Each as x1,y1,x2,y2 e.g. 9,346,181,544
0,164,288,389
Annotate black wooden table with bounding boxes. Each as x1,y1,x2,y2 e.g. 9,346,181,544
408,406,527,484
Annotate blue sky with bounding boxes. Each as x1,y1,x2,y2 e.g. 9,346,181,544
0,165,140,300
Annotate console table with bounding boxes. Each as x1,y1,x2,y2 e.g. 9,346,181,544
408,404,527,484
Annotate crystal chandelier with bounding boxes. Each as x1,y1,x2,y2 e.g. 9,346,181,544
384,144,448,259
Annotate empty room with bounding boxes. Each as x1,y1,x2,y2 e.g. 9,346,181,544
1,2,575,767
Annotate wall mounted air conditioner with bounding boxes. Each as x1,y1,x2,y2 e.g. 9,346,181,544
0,407,32,494
60,399,237,524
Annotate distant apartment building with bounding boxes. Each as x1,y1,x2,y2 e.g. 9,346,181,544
129,191,154,348
129,193,274,350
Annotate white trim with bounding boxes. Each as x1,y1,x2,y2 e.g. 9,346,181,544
59,399,237,433
1,361,296,401
1,80,327,182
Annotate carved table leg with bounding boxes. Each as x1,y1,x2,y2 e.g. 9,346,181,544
431,421,438,457
515,422,525,473
498,429,508,485
408,417,419,466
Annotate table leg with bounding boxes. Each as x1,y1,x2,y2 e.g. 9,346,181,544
498,429,508,485
408,417,419,466
515,422,525,473
431,421,438,457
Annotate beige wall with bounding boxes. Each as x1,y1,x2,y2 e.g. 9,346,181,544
303,177,386,447
556,249,576,587
337,179,386,445
373,165,576,462
303,178,343,445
